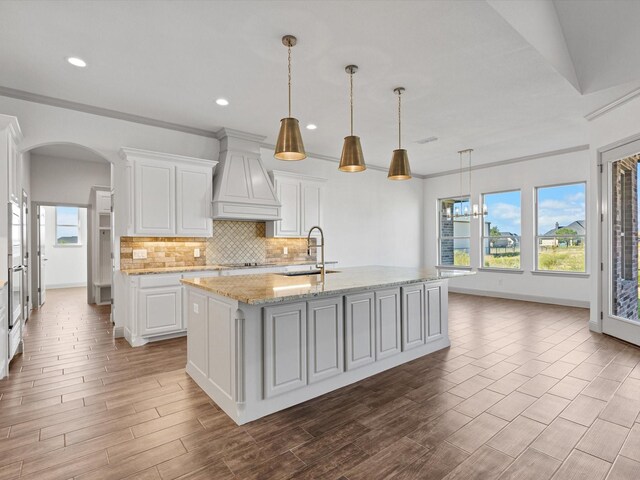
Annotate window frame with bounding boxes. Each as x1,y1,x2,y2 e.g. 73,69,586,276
54,206,82,247
534,181,587,274
480,189,522,270
437,196,472,269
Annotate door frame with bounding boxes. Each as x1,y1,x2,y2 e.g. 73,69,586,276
31,202,91,308
598,132,640,345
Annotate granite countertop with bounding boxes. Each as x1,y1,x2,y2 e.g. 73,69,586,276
121,260,337,275
181,265,472,305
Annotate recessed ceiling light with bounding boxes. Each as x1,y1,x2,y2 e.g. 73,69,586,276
215,98,229,106
306,124,317,130
66,57,87,68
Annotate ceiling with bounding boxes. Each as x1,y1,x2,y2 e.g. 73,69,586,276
1,0,639,175
29,143,108,163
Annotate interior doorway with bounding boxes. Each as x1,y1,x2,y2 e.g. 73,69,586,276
34,204,89,306
600,136,640,346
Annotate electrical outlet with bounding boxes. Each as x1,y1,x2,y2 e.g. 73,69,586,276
133,249,147,259
193,303,199,314
283,246,288,255
194,248,200,258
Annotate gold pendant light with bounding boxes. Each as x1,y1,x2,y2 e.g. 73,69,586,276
388,87,412,180
275,35,306,161
339,65,366,172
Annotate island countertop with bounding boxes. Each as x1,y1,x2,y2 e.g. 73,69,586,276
180,265,471,305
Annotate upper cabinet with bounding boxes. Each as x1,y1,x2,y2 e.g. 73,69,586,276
119,148,217,237
0,115,23,205
266,171,326,238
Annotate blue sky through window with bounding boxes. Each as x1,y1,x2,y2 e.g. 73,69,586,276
484,191,521,235
537,183,585,235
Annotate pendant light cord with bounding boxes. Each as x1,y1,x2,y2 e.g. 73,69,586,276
287,44,292,117
349,71,354,136
397,90,402,149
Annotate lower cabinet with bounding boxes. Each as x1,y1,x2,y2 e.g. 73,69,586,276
138,286,183,336
307,297,344,384
402,284,426,351
426,284,443,337
263,302,307,398
344,292,375,371
375,288,402,360
261,282,445,398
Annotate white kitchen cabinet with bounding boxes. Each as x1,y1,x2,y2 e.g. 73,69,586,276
134,159,175,235
176,164,214,236
266,171,326,238
375,287,401,360
307,297,344,384
344,291,376,371
138,285,182,336
426,284,444,338
401,284,426,351
263,302,307,398
118,148,217,237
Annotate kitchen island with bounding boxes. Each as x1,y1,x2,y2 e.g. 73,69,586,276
181,266,466,425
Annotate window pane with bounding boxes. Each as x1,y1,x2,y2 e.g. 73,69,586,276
482,190,521,269
483,236,520,269
56,206,79,226
536,183,586,272
56,226,79,244
537,236,585,271
440,239,470,266
537,184,585,236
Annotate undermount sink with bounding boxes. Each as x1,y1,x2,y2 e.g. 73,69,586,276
279,270,340,277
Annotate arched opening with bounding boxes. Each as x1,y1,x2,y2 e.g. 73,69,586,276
18,142,112,334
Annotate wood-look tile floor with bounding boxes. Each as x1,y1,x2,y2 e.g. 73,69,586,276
2,288,640,479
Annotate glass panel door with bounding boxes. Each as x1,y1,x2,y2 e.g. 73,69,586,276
602,142,640,346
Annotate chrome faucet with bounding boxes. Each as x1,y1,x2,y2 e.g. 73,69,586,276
307,226,325,283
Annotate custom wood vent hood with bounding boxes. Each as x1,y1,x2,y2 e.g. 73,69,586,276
212,128,281,221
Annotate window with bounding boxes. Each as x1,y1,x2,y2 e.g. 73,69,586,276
482,190,521,269
536,183,586,272
55,206,81,245
438,197,471,267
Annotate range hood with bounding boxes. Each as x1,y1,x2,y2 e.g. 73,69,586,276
212,128,281,221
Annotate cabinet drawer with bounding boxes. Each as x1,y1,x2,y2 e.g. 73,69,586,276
138,274,182,288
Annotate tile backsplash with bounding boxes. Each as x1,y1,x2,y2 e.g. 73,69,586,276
120,237,208,270
120,221,316,270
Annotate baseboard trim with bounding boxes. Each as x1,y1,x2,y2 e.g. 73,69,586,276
46,283,87,289
449,287,590,309
113,326,125,338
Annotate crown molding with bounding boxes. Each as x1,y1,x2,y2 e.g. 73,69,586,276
421,144,590,180
214,127,266,143
585,86,640,121
0,86,219,138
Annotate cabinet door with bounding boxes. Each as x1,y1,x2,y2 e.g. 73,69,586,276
401,284,426,351
275,178,301,237
301,182,322,234
263,302,307,397
138,286,182,336
96,191,111,214
176,165,212,236
7,134,18,203
307,297,343,384
345,292,375,371
426,284,443,338
134,160,175,235
375,288,401,360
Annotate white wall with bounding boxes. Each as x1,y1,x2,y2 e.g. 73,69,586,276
423,148,591,307
42,206,88,289
30,154,110,206
587,95,640,330
261,149,425,268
